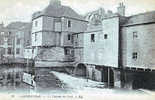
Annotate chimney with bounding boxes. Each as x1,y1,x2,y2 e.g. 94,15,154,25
117,2,125,16
49,0,61,6
98,8,105,16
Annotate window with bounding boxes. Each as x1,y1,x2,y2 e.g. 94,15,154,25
104,34,108,39
35,33,37,41
7,38,12,45
132,52,138,59
8,47,12,54
75,42,78,46
16,48,20,54
8,32,11,35
71,35,74,43
68,20,71,27
16,73,20,78
3,48,6,54
71,50,74,56
64,48,69,55
16,38,20,45
133,31,138,39
32,49,34,53
68,34,71,40
65,49,67,55
1,32,4,35
35,21,38,27
26,40,30,45
7,73,11,79
15,82,20,86
91,34,95,42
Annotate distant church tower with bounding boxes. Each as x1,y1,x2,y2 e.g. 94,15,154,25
117,2,125,16
49,0,61,6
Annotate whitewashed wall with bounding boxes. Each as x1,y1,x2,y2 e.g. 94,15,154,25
14,31,24,58
32,17,43,33
61,17,87,33
102,17,119,67
122,24,155,69
84,17,119,68
32,32,42,46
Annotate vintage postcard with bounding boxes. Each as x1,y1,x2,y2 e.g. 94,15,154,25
0,0,155,100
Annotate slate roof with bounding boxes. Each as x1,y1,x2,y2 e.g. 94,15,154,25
17,23,32,31
123,11,155,26
6,22,30,30
32,4,85,21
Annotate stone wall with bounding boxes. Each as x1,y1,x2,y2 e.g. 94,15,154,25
122,23,155,69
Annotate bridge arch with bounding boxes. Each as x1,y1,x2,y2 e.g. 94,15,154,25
74,63,87,77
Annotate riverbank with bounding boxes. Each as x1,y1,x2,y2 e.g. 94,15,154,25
51,71,155,100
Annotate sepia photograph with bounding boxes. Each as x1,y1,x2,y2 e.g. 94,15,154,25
0,0,155,99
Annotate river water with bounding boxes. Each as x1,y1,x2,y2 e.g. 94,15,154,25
0,65,68,94
0,65,154,96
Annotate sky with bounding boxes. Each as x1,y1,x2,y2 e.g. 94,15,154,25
0,0,155,25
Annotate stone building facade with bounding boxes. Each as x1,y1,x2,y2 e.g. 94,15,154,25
31,0,87,68
30,0,88,88
76,3,155,89
0,23,15,60
74,3,125,85
0,22,31,63
14,23,32,59
120,11,155,89
0,23,8,60
121,11,155,69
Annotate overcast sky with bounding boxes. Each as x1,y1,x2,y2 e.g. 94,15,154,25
0,0,155,25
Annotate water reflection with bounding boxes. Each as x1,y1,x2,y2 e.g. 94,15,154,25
0,67,68,94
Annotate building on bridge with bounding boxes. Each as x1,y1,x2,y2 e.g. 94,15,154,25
75,3,155,89
30,0,88,88
120,10,155,89
31,0,87,68
74,3,125,84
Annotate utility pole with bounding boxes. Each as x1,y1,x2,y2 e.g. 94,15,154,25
108,67,110,88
